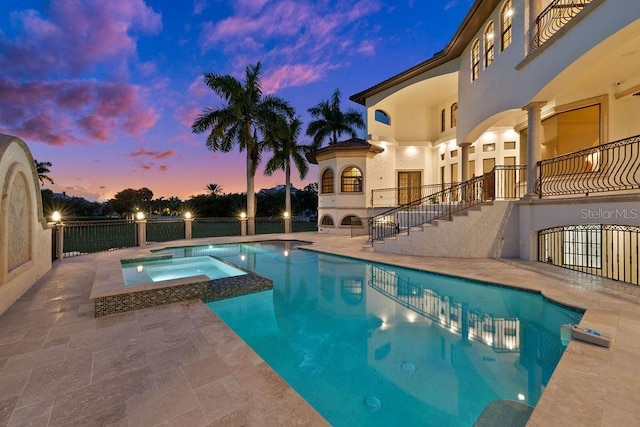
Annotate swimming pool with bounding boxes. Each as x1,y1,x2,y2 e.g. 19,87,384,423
121,256,246,285
155,241,583,426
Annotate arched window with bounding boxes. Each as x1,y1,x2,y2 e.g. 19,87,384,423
340,215,362,226
341,166,363,192
471,39,480,81
451,102,458,128
321,168,334,193
501,0,513,51
374,110,391,125
484,21,495,68
320,215,334,226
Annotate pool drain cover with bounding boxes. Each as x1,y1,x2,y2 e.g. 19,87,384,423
401,362,416,373
364,396,381,411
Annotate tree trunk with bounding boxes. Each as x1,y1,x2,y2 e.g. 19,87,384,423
246,150,256,235
285,163,291,233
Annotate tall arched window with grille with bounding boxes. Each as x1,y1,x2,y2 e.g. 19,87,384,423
321,168,334,193
471,39,480,81
501,0,513,51
341,166,363,192
484,21,495,68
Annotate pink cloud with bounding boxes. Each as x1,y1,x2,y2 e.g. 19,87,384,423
0,0,161,79
130,149,175,159
78,115,109,141
0,78,158,146
357,40,376,56
175,106,203,128
262,64,324,93
199,0,381,91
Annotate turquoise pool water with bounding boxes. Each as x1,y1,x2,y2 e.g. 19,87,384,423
121,256,246,285
155,241,583,426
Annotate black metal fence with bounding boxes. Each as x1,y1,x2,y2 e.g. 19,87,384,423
369,165,526,241
539,224,640,286
57,217,317,258
147,219,185,243
531,0,592,50
536,134,640,198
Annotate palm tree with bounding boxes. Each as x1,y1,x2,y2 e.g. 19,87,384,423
192,62,293,235
34,160,54,186
306,88,365,148
264,115,310,233
205,183,224,195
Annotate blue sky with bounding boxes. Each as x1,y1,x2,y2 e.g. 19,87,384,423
0,0,472,201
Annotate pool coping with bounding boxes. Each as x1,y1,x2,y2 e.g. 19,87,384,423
80,233,640,426
90,253,273,317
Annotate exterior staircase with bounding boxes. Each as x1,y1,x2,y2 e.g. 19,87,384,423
367,165,526,257
371,201,520,258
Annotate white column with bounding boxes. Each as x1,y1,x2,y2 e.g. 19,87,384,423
523,101,546,196
184,217,193,239
460,144,470,182
135,219,147,247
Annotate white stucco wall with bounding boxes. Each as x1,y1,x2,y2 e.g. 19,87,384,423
373,201,520,258
518,195,640,260
0,134,52,316
458,0,640,143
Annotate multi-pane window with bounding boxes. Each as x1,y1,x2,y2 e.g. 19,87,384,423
341,166,363,192
321,168,334,193
471,39,480,81
501,0,513,51
563,227,602,268
484,21,495,68
451,102,458,128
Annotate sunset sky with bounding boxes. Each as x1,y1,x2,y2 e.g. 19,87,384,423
0,0,471,201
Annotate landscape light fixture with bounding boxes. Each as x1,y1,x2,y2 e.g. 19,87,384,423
184,212,192,219
51,211,62,223
135,211,145,221
240,212,247,219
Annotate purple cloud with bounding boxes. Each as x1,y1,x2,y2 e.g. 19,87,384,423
199,0,381,91
0,0,162,79
0,78,158,145
130,148,175,159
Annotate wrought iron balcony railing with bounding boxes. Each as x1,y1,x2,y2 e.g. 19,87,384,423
535,134,640,198
531,0,593,50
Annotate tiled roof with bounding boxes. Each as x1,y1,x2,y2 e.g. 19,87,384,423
306,138,384,164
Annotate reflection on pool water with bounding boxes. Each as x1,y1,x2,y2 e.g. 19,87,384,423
154,241,583,426
121,256,246,286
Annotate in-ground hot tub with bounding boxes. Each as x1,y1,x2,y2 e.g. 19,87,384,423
121,255,246,285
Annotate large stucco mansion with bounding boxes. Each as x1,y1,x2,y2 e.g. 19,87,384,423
309,0,640,285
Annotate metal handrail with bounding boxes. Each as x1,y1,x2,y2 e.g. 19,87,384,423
535,134,640,197
369,165,526,242
371,183,453,208
531,0,592,49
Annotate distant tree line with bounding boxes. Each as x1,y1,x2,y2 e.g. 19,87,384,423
40,183,318,221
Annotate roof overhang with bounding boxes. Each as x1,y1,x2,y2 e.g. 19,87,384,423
306,138,384,164
349,0,501,106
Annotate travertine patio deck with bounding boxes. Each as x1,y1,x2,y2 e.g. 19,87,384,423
0,232,639,426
